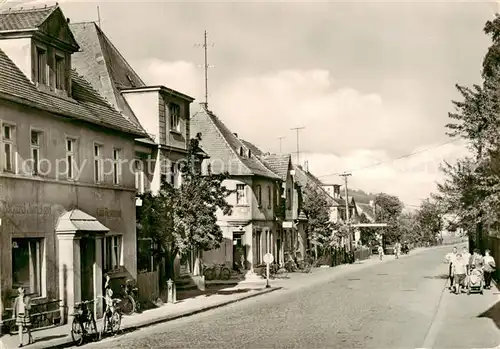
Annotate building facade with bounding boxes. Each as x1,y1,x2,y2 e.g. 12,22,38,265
191,104,283,271
0,5,146,323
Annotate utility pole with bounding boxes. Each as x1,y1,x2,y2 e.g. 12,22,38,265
340,172,352,251
195,31,215,107
97,6,101,28
277,137,285,153
290,127,305,165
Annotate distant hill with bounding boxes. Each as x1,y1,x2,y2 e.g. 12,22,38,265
347,188,377,204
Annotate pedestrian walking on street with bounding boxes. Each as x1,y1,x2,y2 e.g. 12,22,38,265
13,286,33,347
483,249,496,289
453,253,467,294
394,242,401,259
445,247,458,290
470,249,484,270
378,245,384,260
462,247,471,273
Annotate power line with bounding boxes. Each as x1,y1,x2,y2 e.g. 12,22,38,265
316,138,461,179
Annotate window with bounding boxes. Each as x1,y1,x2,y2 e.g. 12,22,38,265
256,185,262,207
55,55,65,90
30,130,41,175
236,184,247,205
94,144,103,183
267,186,272,209
134,159,145,194
255,231,262,264
239,147,244,157
12,238,43,296
35,47,47,85
113,148,122,185
170,162,175,186
2,124,14,172
168,103,181,132
104,235,122,272
66,138,75,179
287,188,292,209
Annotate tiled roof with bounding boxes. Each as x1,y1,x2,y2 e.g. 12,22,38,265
0,5,56,31
241,139,264,157
357,203,376,222
261,154,291,181
0,47,146,136
293,164,337,207
69,22,145,131
191,105,280,179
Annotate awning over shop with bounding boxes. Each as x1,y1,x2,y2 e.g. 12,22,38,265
55,209,110,233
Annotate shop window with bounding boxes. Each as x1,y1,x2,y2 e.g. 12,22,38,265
104,235,122,272
12,238,43,296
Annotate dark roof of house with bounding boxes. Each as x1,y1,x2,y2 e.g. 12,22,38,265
240,139,264,157
357,203,376,222
293,164,337,207
0,47,146,136
261,154,291,181
191,105,280,179
0,5,57,31
69,21,146,130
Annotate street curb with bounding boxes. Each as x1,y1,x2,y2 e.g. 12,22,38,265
30,287,282,349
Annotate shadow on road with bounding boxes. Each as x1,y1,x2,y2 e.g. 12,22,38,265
422,274,448,280
177,285,255,301
477,283,500,330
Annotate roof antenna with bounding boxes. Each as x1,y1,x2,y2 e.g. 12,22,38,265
97,6,101,28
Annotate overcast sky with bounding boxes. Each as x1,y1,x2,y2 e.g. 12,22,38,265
6,0,495,205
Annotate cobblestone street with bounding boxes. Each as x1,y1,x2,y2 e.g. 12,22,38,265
70,245,499,349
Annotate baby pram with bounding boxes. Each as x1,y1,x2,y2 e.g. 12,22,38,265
467,266,484,295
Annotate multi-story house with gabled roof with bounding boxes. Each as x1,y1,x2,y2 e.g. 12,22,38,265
0,4,148,325
191,104,284,272
68,20,206,294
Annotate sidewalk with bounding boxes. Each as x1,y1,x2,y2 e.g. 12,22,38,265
0,287,280,349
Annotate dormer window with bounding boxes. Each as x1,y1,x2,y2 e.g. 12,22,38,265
55,54,65,90
35,47,47,85
239,147,244,156
248,149,252,157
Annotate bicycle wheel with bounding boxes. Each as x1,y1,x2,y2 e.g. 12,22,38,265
120,296,136,316
71,318,84,346
220,267,231,280
110,312,121,334
203,268,215,281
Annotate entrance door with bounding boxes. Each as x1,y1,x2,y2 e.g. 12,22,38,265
233,233,245,270
80,237,95,302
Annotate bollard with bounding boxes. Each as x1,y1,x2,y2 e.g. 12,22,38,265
167,279,177,304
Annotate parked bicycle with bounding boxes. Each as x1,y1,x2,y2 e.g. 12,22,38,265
70,300,98,346
98,294,122,339
120,279,141,316
203,263,231,281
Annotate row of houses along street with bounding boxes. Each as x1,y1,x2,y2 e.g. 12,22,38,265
0,4,386,333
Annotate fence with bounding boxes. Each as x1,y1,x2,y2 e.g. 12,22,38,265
137,270,160,302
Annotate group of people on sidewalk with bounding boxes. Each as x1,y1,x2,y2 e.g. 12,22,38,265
445,246,496,294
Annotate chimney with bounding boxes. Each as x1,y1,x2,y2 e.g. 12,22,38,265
303,160,309,172
67,18,70,23
369,200,375,214
233,133,238,138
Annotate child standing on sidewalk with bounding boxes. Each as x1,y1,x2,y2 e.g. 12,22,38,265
453,253,467,294
13,286,33,347
483,249,496,289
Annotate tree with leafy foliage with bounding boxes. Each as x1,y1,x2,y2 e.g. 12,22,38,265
415,199,443,244
302,183,332,257
435,15,500,252
137,134,233,281
374,193,404,245
358,213,378,246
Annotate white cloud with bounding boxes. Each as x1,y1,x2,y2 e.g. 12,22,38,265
135,58,469,205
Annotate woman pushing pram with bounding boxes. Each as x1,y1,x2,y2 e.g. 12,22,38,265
453,248,485,295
